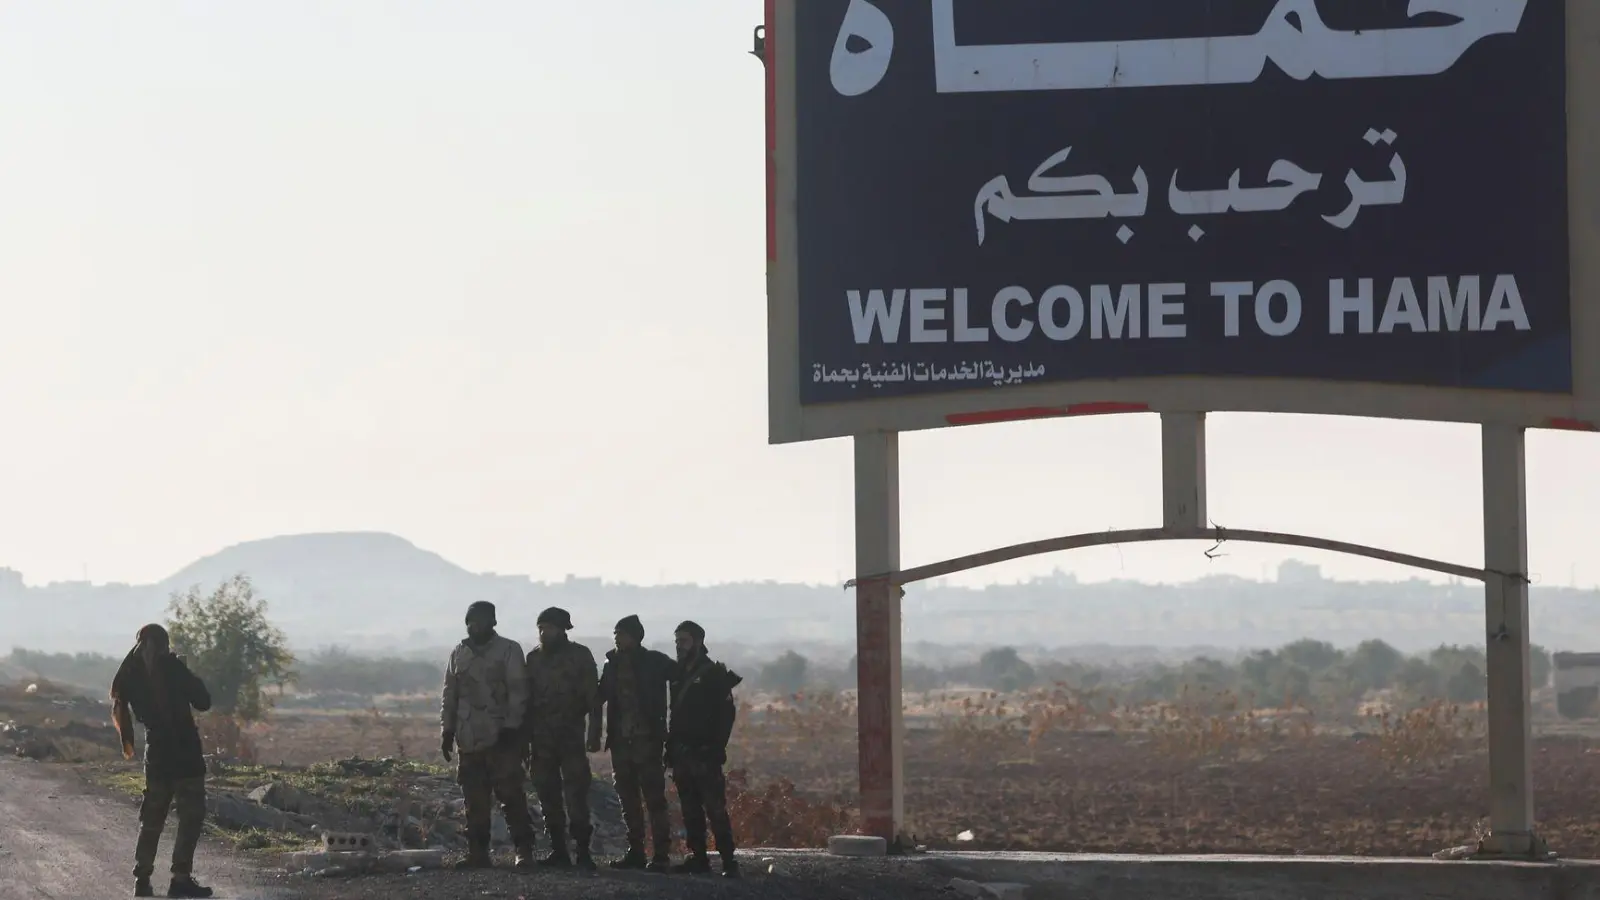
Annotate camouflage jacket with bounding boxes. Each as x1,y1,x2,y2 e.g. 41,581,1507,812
525,638,598,744
595,646,676,750
440,633,528,755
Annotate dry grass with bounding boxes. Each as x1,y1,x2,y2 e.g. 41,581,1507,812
23,678,1599,857
1363,699,1486,769
735,685,1389,764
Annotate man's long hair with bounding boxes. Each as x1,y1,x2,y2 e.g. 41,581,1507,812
109,623,170,760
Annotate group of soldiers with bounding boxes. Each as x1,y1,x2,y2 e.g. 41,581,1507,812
441,601,744,878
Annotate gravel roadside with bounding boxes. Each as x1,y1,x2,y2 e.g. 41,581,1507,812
278,853,956,900
0,756,286,900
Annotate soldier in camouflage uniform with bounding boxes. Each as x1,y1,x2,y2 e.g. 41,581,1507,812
524,606,600,870
589,614,677,872
440,601,537,869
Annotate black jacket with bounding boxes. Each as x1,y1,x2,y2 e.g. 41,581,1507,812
123,655,212,780
667,652,742,763
595,647,677,750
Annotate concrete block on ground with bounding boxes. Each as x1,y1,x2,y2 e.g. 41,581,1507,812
951,879,1029,900
828,835,888,857
283,851,374,874
373,849,445,873
927,852,1600,900
321,831,375,852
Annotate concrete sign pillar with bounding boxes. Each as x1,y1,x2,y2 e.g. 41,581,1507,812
852,431,906,848
1477,424,1547,859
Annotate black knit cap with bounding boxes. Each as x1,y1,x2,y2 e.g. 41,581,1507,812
465,601,497,624
674,620,706,641
614,615,645,640
538,606,573,630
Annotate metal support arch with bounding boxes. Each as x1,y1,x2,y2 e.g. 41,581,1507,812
846,524,1517,590
847,415,1550,860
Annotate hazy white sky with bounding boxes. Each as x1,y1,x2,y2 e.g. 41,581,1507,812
1,2,1595,591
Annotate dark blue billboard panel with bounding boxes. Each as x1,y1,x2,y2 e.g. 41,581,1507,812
793,0,1569,405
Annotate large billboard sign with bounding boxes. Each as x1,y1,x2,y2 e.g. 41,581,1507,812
766,0,1600,443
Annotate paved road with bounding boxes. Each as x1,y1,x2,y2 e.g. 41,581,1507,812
0,757,280,900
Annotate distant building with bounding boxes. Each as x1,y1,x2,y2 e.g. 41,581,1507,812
1277,560,1322,585
1553,652,1600,719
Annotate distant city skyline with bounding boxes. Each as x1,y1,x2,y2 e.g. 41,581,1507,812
7,531,1600,659
3,528,1595,594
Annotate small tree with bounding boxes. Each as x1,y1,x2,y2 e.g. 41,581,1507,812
1445,661,1487,703
166,573,296,722
1346,639,1406,692
976,647,1036,693
1395,656,1443,700
757,651,810,695
1280,639,1343,674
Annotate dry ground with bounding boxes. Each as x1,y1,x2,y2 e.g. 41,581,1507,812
230,697,1600,859
11,681,1600,859
279,856,954,900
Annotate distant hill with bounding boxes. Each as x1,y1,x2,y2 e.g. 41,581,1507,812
4,532,1600,658
0,532,856,656
156,531,489,638
160,532,474,595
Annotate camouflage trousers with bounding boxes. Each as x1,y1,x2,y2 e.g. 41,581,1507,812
457,744,535,852
610,737,671,857
530,739,593,849
671,753,735,857
134,775,206,879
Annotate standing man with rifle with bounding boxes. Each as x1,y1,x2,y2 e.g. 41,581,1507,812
439,601,538,869
590,614,677,872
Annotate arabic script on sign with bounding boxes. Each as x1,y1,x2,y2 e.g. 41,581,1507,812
974,129,1407,246
830,0,1529,97
812,361,1049,388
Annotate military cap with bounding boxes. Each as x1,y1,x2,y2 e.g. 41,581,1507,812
537,606,573,630
674,620,706,641
614,614,645,640
465,600,497,623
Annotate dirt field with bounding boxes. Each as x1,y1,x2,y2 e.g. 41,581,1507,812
218,694,1600,859
10,681,1600,859
910,731,1600,855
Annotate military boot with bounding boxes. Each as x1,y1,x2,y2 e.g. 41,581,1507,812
720,854,741,879
514,841,537,870
672,852,711,874
609,848,647,870
540,824,573,867
165,876,214,899
646,852,671,874
455,839,493,870
539,844,573,867
574,828,597,872
134,878,154,897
